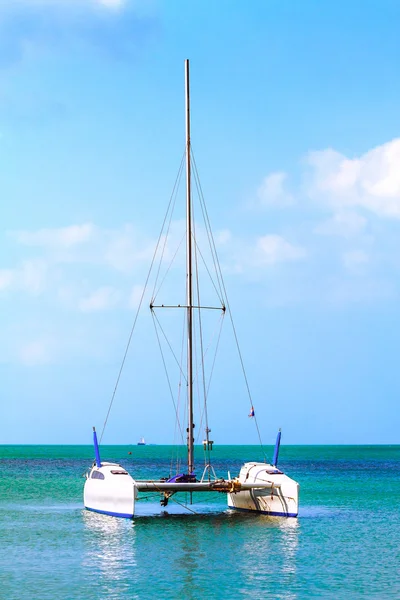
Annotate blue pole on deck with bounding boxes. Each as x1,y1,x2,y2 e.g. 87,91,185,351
272,428,282,467
93,427,101,467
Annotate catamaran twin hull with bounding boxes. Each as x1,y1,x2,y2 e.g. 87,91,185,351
84,461,299,519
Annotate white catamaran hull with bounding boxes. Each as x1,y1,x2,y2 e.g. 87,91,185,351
227,462,299,517
84,463,137,519
84,461,298,519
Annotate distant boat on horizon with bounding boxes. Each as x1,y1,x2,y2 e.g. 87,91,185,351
137,437,146,446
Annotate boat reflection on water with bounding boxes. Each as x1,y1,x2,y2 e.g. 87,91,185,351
82,507,300,598
238,515,300,598
277,518,300,579
82,510,138,594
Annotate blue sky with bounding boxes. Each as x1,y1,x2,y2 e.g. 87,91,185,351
1,0,400,445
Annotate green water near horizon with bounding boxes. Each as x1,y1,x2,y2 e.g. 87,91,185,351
1,445,399,598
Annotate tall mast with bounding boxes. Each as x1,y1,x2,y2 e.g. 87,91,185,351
185,59,194,474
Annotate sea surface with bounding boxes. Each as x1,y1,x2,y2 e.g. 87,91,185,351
0,444,399,599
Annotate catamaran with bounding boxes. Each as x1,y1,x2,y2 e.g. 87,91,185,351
83,60,299,519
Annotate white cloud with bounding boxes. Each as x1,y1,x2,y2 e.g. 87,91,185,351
315,211,367,238
18,339,54,366
0,0,154,70
79,286,121,312
0,260,48,294
128,284,144,309
306,138,400,218
97,0,125,8
19,259,48,294
327,277,393,305
11,223,160,273
215,229,232,245
0,0,125,8
0,269,14,291
257,235,306,265
255,171,293,208
1,223,164,311
103,225,155,272
342,250,369,271
15,223,94,248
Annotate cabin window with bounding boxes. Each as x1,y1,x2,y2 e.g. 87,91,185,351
111,470,128,475
91,470,105,480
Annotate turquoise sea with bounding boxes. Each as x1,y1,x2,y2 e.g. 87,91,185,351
0,445,399,599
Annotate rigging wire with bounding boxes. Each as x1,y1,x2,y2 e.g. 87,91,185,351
190,199,203,447
152,233,186,304
151,310,188,384
99,136,267,464
196,312,225,438
191,149,267,461
170,310,187,477
193,239,225,306
99,155,187,445
162,495,199,515
191,312,202,444
205,314,225,398
151,151,185,302
191,149,225,302
192,207,212,466
151,309,185,444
